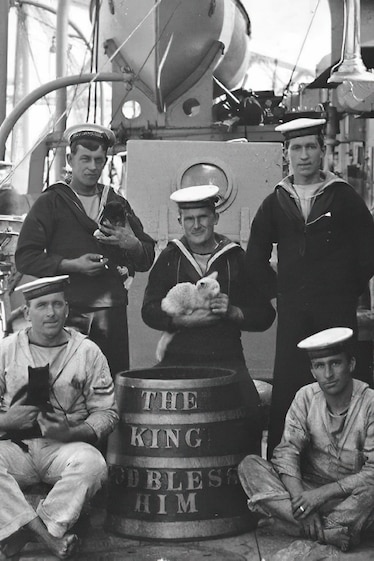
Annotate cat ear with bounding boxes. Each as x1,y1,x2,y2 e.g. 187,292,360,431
206,271,218,280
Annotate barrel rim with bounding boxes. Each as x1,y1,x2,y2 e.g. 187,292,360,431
119,407,251,425
107,453,246,469
106,515,254,540
115,366,239,388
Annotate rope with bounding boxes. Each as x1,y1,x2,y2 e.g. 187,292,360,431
109,0,184,126
93,0,101,123
283,0,322,95
6,0,165,188
16,5,54,114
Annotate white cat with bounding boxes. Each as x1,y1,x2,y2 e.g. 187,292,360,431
156,272,220,362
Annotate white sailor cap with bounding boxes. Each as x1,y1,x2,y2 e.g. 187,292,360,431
275,118,326,140
15,275,70,301
170,185,220,209
297,327,353,359
64,123,116,148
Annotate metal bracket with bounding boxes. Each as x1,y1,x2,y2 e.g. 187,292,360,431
157,205,169,253
240,207,250,249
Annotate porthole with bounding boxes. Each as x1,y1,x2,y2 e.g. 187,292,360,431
122,100,141,120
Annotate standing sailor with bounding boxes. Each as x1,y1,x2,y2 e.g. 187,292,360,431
245,118,374,457
142,184,275,421
15,124,155,377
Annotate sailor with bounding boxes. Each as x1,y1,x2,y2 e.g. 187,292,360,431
142,184,275,442
239,327,374,553
245,117,374,457
0,275,118,559
15,123,155,377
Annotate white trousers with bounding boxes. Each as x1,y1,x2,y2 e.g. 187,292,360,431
0,438,107,540
239,455,374,540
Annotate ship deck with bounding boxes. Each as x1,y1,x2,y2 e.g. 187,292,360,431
12,500,374,561
12,427,374,561
8,314,374,561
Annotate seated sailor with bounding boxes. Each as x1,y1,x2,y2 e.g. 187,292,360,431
239,327,374,552
0,275,118,559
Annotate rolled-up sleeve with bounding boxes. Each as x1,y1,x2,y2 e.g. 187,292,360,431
83,351,119,440
271,392,310,479
336,402,374,492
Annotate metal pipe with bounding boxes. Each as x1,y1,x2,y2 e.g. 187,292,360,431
0,72,133,157
329,0,374,82
11,5,30,164
16,0,91,50
0,0,9,156
54,0,70,180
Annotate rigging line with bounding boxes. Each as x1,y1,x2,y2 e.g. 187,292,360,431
109,0,184,127
48,4,99,175
25,12,90,45
86,0,100,122
66,15,97,113
7,7,101,181
283,0,322,94
23,2,94,122
6,19,91,181
94,0,101,123
61,0,165,130
86,2,97,122
7,2,161,176
5,112,60,185
29,1,96,74
55,0,164,128
18,8,54,115
85,0,103,123
25,13,58,32
97,0,163,78
44,30,96,176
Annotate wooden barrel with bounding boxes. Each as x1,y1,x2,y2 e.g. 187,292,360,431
106,366,262,540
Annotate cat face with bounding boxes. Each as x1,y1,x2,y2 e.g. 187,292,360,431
102,201,128,227
196,275,220,296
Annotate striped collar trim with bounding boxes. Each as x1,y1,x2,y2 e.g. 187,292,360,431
172,238,238,276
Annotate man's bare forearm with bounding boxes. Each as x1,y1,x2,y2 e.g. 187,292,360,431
280,474,305,498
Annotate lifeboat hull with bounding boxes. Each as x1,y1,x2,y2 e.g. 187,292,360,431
97,0,251,109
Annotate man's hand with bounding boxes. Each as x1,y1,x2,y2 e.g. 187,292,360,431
299,512,325,543
96,220,141,252
37,412,72,442
210,293,229,316
210,293,244,322
280,474,327,544
291,489,327,543
37,412,97,443
292,487,333,519
172,308,220,329
59,254,108,276
0,404,39,431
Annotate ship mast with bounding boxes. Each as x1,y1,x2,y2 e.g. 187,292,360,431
54,0,71,180
0,1,9,159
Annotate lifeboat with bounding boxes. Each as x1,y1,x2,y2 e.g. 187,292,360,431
96,0,251,111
